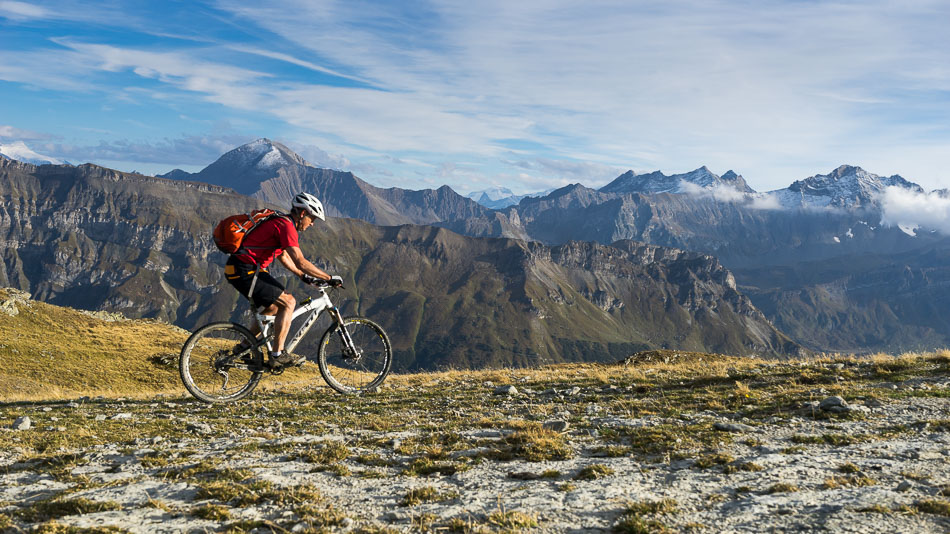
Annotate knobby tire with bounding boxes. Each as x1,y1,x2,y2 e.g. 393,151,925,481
179,322,263,403
318,316,392,394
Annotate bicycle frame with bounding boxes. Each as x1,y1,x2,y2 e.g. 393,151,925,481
251,286,354,356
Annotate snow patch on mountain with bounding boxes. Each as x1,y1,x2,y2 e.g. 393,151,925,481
0,141,64,165
257,145,284,169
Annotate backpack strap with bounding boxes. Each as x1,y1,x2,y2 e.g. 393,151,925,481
232,211,292,264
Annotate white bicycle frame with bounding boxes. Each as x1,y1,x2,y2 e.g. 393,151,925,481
252,286,354,356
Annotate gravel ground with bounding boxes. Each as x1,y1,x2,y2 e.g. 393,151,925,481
1,374,949,533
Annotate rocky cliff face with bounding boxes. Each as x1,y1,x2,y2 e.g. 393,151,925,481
0,158,800,369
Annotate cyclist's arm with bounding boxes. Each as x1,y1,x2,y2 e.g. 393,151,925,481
280,246,331,281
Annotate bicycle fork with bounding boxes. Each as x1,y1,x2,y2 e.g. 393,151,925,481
328,307,361,360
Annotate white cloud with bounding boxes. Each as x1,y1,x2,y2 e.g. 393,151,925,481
747,194,783,211
0,1,47,20
285,142,350,171
879,186,950,235
680,181,786,210
679,182,748,203
0,125,50,141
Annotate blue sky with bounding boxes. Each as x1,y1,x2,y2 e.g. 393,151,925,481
1,0,949,194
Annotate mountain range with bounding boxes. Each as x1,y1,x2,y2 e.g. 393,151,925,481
5,137,950,356
0,155,801,370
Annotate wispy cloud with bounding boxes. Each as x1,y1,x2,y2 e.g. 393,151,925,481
0,125,51,141
49,134,254,167
879,186,950,235
503,157,624,188
0,1,48,20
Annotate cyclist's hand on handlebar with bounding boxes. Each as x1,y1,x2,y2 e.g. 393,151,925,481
329,275,344,288
300,274,321,285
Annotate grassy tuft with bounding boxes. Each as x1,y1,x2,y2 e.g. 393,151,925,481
574,464,615,480
766,483,799,494
487,509,537,530
17,498,123,523
916,499,950,517
191,503,231,521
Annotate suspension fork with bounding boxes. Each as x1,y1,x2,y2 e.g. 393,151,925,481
327,306,359,357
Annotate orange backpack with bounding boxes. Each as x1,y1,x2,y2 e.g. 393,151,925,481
212,208,284,254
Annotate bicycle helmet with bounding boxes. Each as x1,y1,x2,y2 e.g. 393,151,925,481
292,192,326,221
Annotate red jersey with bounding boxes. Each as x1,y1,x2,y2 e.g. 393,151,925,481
232,216,298,268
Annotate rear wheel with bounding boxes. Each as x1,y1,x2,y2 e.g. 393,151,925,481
318,317,392,394
179,322,263,403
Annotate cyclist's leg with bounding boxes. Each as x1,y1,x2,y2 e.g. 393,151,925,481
244,271,297,362
268,292,295,352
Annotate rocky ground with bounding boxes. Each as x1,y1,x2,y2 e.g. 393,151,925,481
1,353,949,533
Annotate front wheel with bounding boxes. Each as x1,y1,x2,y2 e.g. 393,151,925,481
180,322,263,403
318,317,392,394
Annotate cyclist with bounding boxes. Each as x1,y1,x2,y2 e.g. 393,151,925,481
224,192,341,368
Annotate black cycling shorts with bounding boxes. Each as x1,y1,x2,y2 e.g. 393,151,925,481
225,258,285,309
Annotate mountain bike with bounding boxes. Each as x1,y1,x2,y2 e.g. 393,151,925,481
179,280,392,403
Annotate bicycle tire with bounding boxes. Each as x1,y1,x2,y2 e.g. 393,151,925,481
179,322,263,403
318,316,392,394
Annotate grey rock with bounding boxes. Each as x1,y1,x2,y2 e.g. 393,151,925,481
95,414,107,421
494,385,518,396
896,481,913,492
819,396,849,411
11,416,31,430
567,386,582,396
110,412,133,420
186,422,214,435
543,420,571,433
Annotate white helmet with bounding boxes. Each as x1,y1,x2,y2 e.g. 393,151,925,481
292,192,326,221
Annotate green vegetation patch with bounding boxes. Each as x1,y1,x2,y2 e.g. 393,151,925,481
191,503,232,521
613,499,677,534
916,499,950,517
400,485,458,506
574,464,615,480
766,483,799,494
789,433,870,446
16,497,123,523
487,509,538,530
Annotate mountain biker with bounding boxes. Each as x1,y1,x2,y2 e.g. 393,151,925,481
224,192,340,368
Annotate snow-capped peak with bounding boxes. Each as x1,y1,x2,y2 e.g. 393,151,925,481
214,138,312,171
599,166,754,195
770,165,923,210
0,141,64,165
